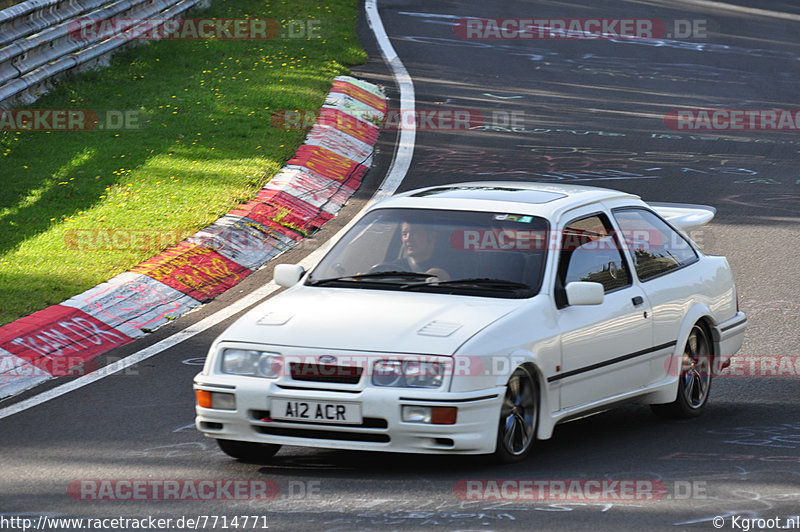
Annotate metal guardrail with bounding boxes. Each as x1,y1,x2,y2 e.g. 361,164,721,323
0,0,205,108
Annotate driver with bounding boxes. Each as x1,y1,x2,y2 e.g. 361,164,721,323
400,221,451,281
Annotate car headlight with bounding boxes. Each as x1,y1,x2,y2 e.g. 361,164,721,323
372,359,445,388
220,349,281,378
373,360,403,387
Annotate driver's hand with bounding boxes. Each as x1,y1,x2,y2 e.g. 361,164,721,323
424,268,451,281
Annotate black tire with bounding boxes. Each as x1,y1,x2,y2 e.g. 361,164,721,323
652,323,713,419
216,439,281,462
493,366,538,463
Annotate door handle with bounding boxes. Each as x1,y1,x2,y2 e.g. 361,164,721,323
631,296,644,306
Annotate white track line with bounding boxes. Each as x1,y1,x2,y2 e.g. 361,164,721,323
364,0,416,203
0,0,415,421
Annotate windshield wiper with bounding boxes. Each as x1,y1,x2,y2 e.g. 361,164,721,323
307,271,433,286
400,277,531,290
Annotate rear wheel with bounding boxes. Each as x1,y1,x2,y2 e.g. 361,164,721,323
494,366,538,463
652,323,712,418
216,439,281,461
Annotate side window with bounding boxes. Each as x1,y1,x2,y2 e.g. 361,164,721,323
557,214,632,295
612,208,698,281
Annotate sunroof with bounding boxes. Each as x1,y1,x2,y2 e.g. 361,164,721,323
411,185,566,204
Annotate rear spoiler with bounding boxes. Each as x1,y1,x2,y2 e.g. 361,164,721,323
648,202,716,232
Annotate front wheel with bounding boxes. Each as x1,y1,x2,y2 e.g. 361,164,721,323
494,366,538,463
217,439,281,462
652,323,712,419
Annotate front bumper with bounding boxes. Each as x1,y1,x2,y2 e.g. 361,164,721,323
194,377,503,455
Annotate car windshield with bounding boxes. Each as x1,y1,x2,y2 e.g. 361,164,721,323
307,208,549,298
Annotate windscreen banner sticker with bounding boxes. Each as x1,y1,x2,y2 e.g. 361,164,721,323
493,214,535,223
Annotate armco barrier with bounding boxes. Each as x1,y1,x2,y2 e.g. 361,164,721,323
0,75,387,399
0,0,206,107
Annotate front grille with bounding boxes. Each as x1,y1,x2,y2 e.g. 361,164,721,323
275,384,361,393
253,425,390,443
289,362,362,384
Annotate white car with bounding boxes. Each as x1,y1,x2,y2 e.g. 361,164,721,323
194,182,747,463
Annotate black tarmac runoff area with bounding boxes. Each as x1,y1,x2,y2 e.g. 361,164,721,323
1,1,799,531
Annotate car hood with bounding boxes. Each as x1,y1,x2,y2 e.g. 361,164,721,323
219,286,521,355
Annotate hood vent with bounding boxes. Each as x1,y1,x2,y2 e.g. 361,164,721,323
417,320,462,337
257,311,294,326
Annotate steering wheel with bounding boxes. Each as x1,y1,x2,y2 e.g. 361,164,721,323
368,261,404,273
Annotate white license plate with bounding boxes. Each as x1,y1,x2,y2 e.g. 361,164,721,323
270,399,362,425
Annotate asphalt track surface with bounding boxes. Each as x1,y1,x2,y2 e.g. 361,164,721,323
1,1,799,531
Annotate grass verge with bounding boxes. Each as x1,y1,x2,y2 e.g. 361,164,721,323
0,1,25,10
0,0,367,325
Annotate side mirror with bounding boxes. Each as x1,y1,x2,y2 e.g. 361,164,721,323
565,281,604,306
274,264,305,287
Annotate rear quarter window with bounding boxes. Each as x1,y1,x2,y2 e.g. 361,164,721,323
612,208,698,281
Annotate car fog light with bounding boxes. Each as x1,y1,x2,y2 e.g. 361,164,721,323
196,390,235,410
211,392,236,410
402,405,458,424
402,405,431,423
